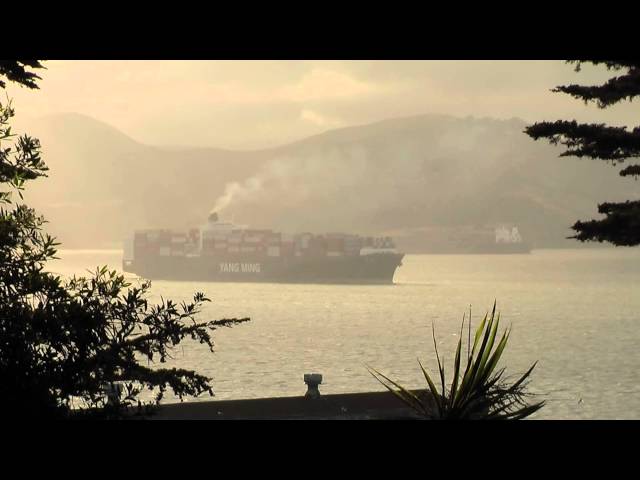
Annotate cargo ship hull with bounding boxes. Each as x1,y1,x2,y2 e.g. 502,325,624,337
123,252,404,285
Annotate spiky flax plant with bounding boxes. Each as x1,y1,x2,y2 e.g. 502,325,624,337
368,302,545,420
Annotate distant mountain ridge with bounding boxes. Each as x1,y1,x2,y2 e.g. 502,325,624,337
20,112,636,250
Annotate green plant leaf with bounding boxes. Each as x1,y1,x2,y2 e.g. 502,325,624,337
431,323,446,402
449,337,463,409
476,329,511,390
417,358,443,417
368,302,543,420
367,367,428,415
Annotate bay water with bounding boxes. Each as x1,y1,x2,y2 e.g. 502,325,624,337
48,248,640,419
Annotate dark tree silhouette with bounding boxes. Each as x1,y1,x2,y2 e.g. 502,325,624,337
525,61,640,246
0,60,44,89
0,61,249,419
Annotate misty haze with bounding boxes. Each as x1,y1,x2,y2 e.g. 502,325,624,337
3,60,640,421
20,111,638,254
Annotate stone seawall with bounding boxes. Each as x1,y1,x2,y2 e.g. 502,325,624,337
152,390,431,420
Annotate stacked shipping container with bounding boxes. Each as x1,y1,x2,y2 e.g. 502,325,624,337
134,227,395,260
134,229,200,258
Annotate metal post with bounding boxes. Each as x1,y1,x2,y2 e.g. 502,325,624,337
304,373,323,399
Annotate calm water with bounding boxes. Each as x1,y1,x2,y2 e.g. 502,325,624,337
49,248,640,419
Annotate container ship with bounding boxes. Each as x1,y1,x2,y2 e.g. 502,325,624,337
464,225,531,254
122,213,404,284
394,224,531,254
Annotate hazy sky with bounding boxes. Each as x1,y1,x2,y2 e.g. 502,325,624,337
8,60,638,150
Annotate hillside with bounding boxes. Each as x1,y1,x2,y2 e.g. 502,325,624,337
18,112,637,250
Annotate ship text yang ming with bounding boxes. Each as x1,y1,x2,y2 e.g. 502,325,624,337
219,262,262,273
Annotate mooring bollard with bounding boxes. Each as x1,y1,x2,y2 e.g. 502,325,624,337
304,373,322,399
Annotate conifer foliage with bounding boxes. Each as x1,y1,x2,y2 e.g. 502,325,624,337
525,61,640,246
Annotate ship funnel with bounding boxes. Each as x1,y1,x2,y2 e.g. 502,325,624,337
208,211,219,223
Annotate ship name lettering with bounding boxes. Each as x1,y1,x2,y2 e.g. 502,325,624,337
219,262,261,273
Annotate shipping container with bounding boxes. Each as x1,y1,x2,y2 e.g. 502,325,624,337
280,244,295,257
326,238,345,251
244,235,263,243
300,233,313,249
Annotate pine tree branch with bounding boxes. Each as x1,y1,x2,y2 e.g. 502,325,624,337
525,120,640,161
0,61,45,90
553,67,640,108
571,60,640,72
620,164,640,177
571,200,640,246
